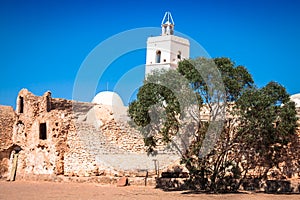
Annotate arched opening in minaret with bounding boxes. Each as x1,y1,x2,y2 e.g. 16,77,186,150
156,50,161,63
177,51,181,60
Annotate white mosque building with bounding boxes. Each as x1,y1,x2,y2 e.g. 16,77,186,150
92,12,190,107
145,12,190,76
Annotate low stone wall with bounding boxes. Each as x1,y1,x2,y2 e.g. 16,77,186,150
13,174,158,186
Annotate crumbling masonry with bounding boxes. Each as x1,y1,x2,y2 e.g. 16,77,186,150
0,89,180,183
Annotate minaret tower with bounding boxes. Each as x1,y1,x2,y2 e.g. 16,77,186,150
145,12,190,77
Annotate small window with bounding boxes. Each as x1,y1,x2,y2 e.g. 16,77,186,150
19,96,24,113
39,123,47,140
177,51,181,59
156,50,161,63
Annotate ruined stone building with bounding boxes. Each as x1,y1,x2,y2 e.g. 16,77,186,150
0,88,184,182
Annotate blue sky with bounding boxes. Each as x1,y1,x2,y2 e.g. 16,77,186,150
1,0,300,107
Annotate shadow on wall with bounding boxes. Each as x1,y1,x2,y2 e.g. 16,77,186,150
0,145,22,179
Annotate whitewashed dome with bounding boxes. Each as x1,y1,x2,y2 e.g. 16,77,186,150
290,93,300,107
92,91,124,107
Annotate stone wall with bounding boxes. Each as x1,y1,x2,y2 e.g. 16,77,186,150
64,103,180,177
0,89,179,181
0,106,15,149
12,89,74,178
0,105,16,178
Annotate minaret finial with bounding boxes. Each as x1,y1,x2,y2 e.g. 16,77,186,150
161,11,174,35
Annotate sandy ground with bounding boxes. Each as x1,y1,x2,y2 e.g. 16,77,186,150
0,181,300,200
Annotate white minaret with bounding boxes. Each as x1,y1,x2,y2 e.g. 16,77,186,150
145,12,190,77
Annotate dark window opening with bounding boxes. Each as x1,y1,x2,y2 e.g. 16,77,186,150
19,96,24,113
177,51,181,59
46,96,51,112
156,50,161,63
39,123,47,140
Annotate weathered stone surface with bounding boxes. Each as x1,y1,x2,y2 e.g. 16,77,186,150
0,105,16,178
0,105,15,149
117,176,128,187
0,89,181,181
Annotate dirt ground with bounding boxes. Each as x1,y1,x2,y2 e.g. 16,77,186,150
0,181,300,200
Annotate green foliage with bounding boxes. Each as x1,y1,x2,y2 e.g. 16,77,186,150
128,69,194,154
214,58,254,102
128,57,298,192
235,82,298,179
178,57,254,103
236,81,297,144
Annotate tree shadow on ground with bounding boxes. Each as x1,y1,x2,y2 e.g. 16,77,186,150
156,177,300,195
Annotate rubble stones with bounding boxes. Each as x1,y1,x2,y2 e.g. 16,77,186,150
117,176,128,187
